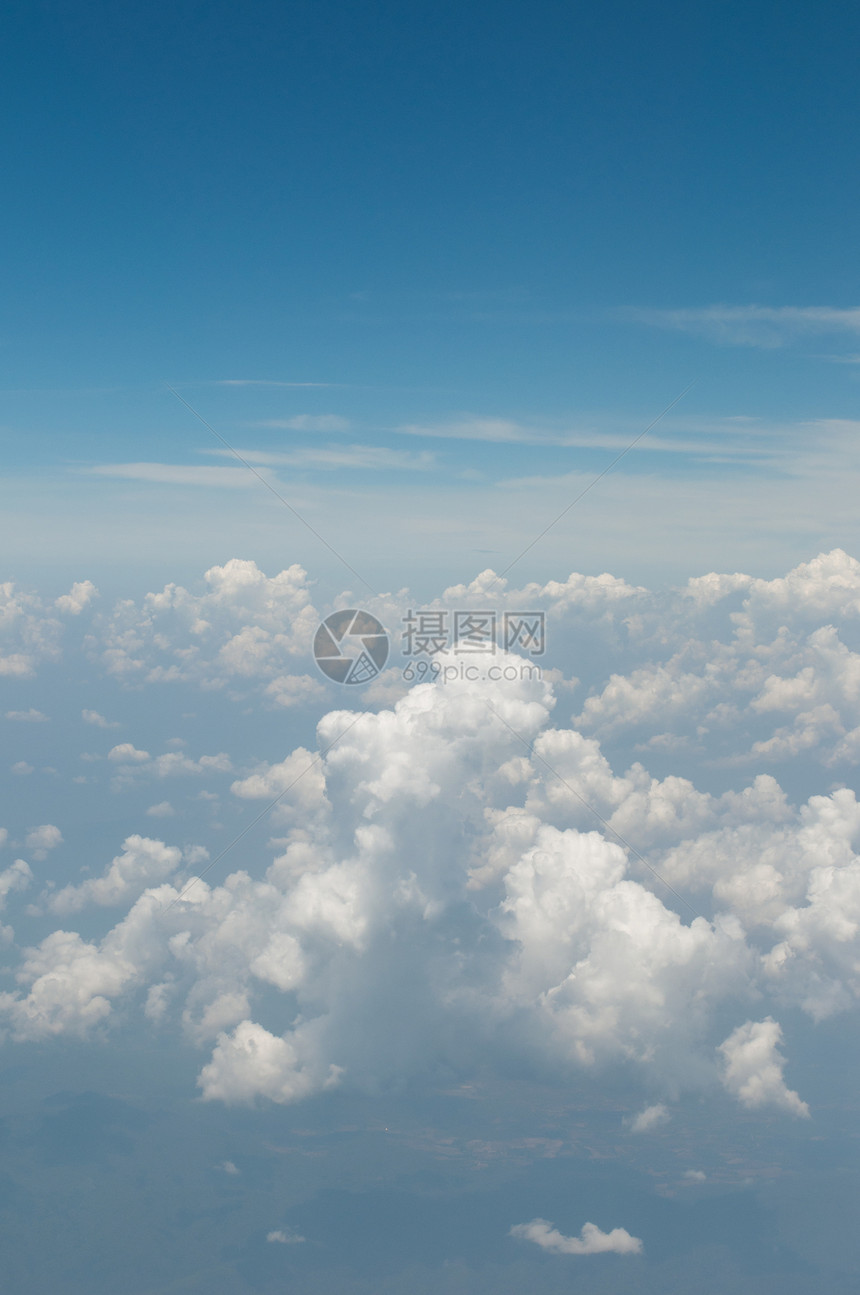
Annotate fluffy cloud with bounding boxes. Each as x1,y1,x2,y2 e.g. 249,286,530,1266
45,835,185,915
82,709,118,728
0,660,803,1111
0,860,32,909
628,1103,670,1133
0,930,139,1039
718,1018,809,1117
25,825,63,860
0,582,62,677
106,744,232,789
55,580,98,615
510,1218,643,1256
91,558,319,694
7,551,860,1121
108,743,150,763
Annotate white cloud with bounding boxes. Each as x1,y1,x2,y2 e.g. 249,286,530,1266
7,552,860,1121
55,580,98,614
0,930,138,1039
25,825,63,860
94,558,318,692
0,582,62,677
718,1018,809,1117
82,709,119,728
11,762,33,775
198,1020,339,1104
205,444,432,471
684,1169,707,1182
5,708,48,722
108,743,151,763
510,1218,643,1256
46,835,184,915
221,1160,240,1175
0,860,32,910
628,1103,670,1133
252,414,350,431
87,463,265,487
146,801,176,818
621,304,860,349
266,1228,305,1244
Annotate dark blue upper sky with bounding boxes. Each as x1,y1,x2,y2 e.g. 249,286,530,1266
4,0,859,391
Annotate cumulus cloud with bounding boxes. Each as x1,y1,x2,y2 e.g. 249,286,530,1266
0,582,62,677
46,835,185,915
510,1218,643,1256
146,801,176,818
92,558,319,692
0,860,32,910
5,551,860,1123
25,825,63,860
55,580,98,614
82,709,119,728
108,743,150,763
106,744,231,789
628,1103,670,1133
6,708,48,722
718,1018,809,1117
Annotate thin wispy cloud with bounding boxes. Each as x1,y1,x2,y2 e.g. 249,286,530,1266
619,304,860,349
204,445,434,471
87,464,268,488
212,379,341,388
249,415,351,431
396,417,584,445
396,414,782,457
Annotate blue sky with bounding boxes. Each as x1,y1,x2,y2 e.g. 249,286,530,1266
4,2,860,1292
3,0,860,597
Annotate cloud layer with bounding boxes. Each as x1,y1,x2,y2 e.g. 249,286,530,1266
3,551,860,1121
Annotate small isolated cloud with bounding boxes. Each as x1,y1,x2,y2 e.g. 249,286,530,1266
627,1102,670,1133
511,1219,643,1257
146,801,176,818
5,709,48,723
107,743,151,764
25,825,63,860
55,580,98,615
684,1169,707,1182
266,1228,305,1245
221,1160,240,1175
82,709,119,729
11,762,33,776
718,1018,809,1117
